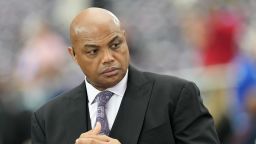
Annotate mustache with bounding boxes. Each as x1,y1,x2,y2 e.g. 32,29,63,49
100,66,120,74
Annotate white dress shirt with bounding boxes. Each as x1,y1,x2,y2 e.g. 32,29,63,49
85,70,128,130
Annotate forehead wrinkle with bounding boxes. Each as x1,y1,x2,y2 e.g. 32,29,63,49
78,31,123,45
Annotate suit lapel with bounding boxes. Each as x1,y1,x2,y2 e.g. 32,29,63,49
64,82,92,144
110,66,154,144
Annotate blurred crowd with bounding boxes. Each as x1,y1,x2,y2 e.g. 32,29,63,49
1,0,256,143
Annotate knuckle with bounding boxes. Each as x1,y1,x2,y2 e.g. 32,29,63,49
79,133,84,138
88,138,94,144
114,139,121,144
75,139,81,144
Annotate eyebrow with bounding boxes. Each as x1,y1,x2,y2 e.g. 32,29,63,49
83,35,122,49
108,36,121,45
84,44,100,49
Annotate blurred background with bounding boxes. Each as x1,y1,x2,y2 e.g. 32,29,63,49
1,0,256,143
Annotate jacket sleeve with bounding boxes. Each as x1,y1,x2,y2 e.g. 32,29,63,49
171,82,220,144
31,112,46,144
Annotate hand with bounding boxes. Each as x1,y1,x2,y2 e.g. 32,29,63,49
75,122,121,144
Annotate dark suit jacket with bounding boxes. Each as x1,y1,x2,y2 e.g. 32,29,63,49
31,66,220,144
0,105,31,144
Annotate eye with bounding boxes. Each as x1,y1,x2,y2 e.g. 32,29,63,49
87,49,98,55
110,42,121,49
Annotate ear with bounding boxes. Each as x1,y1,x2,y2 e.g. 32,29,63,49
68,47,78,64
122,30,126,37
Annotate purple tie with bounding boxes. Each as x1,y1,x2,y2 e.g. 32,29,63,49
95,91,113,135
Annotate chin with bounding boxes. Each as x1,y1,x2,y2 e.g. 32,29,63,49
104,77,121,87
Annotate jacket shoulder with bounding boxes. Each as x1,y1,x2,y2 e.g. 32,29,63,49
143,71,190,86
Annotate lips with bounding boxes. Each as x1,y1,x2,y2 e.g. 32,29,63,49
101,67,119,77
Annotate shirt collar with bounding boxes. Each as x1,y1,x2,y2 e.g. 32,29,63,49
85,70,128,105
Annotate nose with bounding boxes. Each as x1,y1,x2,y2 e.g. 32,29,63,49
102,49,114,64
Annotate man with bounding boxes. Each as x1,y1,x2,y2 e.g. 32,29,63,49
31,7,220,144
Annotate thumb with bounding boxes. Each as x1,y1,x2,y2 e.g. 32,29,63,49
92,122,101,135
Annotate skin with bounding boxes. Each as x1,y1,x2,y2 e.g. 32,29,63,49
68,7,128,144
68,7,130,91
75,123,120,144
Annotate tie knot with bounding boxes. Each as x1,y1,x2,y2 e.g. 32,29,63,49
96,91,113,106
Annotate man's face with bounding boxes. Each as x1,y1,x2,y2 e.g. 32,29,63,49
71,26,130,90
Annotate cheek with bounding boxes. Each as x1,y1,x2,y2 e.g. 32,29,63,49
120,48,130,64
76,57,97,74
115,52,128,65
79,63,100,81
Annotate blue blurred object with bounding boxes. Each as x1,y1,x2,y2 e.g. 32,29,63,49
236,55,256,106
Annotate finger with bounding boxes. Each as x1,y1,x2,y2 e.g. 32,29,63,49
75,138,108,144
92,122,101,135
109,138,121,144
79,122,102,138
79,130,95,138
84,134,110,142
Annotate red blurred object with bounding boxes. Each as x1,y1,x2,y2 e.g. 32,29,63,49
202,10,241,66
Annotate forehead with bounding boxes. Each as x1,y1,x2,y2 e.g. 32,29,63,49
75,25,124,44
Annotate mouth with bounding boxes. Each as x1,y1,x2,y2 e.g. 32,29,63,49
101,67,120,77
